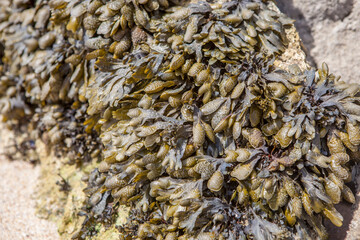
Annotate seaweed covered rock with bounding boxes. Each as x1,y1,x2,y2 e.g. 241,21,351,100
0,0,359,239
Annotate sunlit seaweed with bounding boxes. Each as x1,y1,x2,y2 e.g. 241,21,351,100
0,0,359,240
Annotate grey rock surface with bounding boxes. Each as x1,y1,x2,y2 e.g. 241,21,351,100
276,0,360,84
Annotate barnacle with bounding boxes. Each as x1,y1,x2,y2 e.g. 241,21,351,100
1,0,359,239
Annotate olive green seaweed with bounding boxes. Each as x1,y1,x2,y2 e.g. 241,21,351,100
0,0,359,239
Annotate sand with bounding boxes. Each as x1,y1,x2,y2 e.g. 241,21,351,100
0,158,60,240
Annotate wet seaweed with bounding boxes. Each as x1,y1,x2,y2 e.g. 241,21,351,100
1,0,359,239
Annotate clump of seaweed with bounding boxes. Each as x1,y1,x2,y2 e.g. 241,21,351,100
0,0,102,162
0,0,359,239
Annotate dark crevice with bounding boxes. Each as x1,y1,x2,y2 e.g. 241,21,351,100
0,41,4,65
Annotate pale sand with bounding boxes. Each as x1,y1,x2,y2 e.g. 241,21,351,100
0,158,59,240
